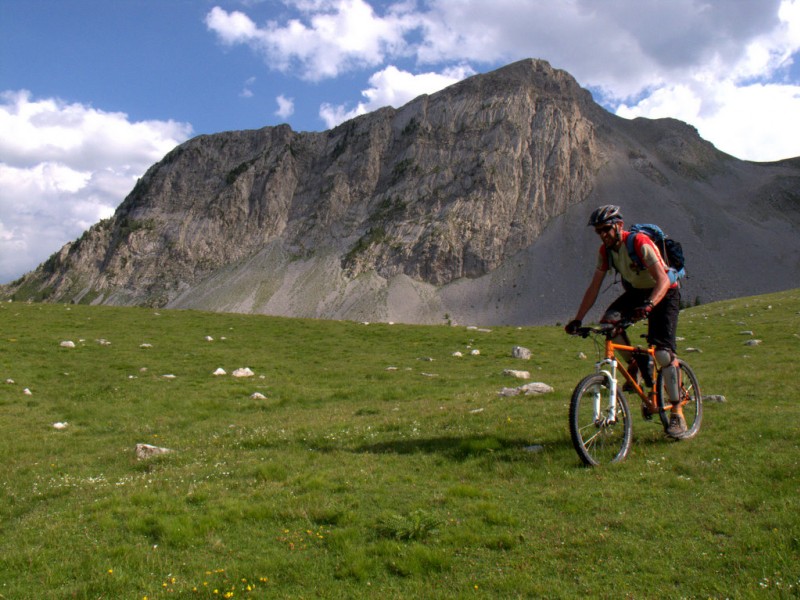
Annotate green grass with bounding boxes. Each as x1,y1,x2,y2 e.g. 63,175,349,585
1,290,798,599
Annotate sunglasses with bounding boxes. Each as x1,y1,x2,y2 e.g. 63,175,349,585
595,225,615,234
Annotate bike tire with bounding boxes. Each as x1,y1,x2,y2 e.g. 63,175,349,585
656,360,702,439
569,373,633,466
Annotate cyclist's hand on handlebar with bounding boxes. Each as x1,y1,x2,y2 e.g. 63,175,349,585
565,319,582,335
633,304,652,321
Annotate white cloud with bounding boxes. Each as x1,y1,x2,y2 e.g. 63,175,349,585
614,1,800,161
206,0,417,80
319,64,475,127
240,76,257,98
276,94,295,119
0,90,192,283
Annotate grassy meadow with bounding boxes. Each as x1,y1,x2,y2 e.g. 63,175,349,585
1,289,798,599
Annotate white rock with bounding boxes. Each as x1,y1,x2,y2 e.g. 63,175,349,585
60,341,76,348
452,351,463,357
52,422,68,430
205,336,214,342
162,374,176,379
685,347,703,353
5,378,14,384
704,394,727,403
512,346,532,360
744,339,762,346
97,338,111,346
577,352,587,360
250,392,267,400
135,443,172,460
23,388,32,395
503,369,530,380
470,349,480,356
212,368,227,376
498,382,553,396
232,367,255,377
140,343,153,348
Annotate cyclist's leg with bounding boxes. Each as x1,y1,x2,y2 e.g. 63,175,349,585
648,289,684,435
603,289,648,380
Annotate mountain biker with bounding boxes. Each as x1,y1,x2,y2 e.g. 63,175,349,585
564,205,686,438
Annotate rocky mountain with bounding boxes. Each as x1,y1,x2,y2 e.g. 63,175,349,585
3,59,800,325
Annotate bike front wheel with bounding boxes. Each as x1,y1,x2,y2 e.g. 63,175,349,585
656,360,702,439
569,373,632,466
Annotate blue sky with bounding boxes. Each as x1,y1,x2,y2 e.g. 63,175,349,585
2,0,799,283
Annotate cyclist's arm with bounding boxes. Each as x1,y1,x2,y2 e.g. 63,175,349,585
572,268,606,321
645,261,670,306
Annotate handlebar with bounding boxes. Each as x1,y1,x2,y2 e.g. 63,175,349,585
573,319,637,339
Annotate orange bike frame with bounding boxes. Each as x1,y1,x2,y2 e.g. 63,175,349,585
602,338,659,414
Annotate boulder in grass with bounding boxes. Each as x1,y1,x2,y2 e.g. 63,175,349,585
60,341,76,348
512,346,532,360
233,367,255,377
503,369,530,380
135,443,172,460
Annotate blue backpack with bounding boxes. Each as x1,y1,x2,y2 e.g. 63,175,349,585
615,224,686,285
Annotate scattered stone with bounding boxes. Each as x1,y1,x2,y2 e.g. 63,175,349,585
512,346,532,360
23,388,32,395
52,422,68,430
470,349,480,356
232,367,255,377
96,338,111,346
421,372,439,377
205,336,214,342
162,374,176,379
744,339,762,346
685,347,703,353
452,351,463,357
212,368,227,376
250,392,267,400
503,369,530,380
385,366,398,371
469,408,485,414
5,378,14,384
499,382,553,396
135,443,172,460
739,330,754,336
704,394,727,403
577,352,587,360
140,343,153,348
60,341,76,348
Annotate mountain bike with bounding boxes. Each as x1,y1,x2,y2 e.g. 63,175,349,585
568,321,702,466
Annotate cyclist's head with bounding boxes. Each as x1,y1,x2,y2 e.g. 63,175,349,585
588,205,623,227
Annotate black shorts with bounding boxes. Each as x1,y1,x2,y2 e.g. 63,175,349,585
602,287,681,353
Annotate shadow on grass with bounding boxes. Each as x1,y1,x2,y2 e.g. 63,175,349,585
353,434,574,461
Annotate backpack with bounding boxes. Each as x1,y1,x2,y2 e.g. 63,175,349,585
613,223,686,285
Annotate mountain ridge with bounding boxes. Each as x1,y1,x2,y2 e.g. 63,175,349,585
4,58,800,324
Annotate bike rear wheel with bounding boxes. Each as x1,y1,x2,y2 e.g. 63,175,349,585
656,360,702,439
569,373,632,466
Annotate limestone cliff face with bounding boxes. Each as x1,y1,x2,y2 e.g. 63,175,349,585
4,59,800,324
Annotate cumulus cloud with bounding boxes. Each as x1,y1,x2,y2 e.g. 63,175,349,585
0,90,192,283
319,64,475,127
276,94,295,119
206,0,417,80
